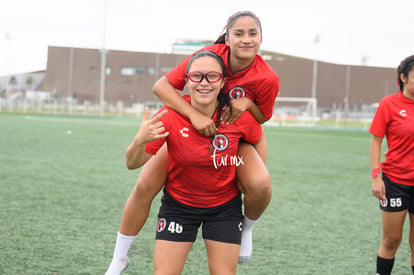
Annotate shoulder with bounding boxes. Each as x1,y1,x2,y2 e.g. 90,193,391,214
252,55,279,84
157,105,179,119
378,93,400,106
200,44,229,57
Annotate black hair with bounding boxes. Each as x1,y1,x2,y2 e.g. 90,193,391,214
185,51,232,129
186,51,226,76
214,11,262,44
397,55,414,91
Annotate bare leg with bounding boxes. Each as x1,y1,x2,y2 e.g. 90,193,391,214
409,213,414,266
236,134,271,264
153,240,193,275
106,144,168,275
119,144,168,235
378,210,406,259
236,142,271,220
205,240,239,275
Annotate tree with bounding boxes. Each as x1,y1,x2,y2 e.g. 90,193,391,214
25,75,36,91
9,75,17,87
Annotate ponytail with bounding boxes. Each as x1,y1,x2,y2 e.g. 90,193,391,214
215,92,232,129
209,92,232,155
214,34,226,45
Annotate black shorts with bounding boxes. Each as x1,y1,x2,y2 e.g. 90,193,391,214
155,190,243,244
379,174,414,213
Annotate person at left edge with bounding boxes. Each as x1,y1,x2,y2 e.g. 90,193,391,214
125,51,264,274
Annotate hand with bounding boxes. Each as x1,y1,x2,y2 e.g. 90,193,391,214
135,107,169,144
371,177,386,200
221,97,250,124
189,111,216,136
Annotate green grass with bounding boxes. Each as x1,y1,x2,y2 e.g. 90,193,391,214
0,113,412,274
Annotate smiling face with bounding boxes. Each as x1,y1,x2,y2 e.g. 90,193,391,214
225,15,262,67
186,56,226,114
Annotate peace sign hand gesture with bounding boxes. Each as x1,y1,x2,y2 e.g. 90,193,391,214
135,107,169,144
126,107,169,170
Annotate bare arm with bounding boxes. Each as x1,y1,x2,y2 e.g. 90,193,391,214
125,108,169,170
222,97,268,124
370,134,385,200
153,76,217,136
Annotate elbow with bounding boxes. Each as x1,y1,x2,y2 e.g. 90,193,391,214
153,78,163,98
260,117,270,124
125,159,137,170
125,148,139,170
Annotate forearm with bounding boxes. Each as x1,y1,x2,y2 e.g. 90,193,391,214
153,76,198,118
370,134,385,199
370,135,383,169
125,139,151,170
247,100,268,124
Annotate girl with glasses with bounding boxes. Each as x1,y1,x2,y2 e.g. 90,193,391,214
124,51,264,274
106,11,279,274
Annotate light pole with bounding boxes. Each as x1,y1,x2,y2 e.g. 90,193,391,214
344,37,352,121
68,47,74,115
4,32,13,110
5,32,13,76
99,0,108,116
311,34,320,124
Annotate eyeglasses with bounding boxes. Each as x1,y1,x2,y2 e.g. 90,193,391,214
186,71,223,83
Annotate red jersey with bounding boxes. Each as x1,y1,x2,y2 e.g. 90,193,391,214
145,99,263,208
369,92,414,186
165,44,280,120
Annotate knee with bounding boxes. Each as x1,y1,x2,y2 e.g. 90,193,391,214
132,178,161,201
242,171,272,199
382,236,402,251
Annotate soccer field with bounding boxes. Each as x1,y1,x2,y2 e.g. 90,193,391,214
0,113,411,274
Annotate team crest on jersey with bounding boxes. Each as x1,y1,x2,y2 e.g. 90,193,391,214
211,134,229,151
380,198,388,207
157,218,167,232
228,86,246,99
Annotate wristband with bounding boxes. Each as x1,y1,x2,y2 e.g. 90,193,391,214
372,168,380,179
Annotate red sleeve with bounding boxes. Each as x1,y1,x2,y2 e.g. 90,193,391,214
369,98,390,138
165,55,191,91
256,72,279,119
145,107,169,155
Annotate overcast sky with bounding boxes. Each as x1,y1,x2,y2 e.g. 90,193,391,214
1,0,413,76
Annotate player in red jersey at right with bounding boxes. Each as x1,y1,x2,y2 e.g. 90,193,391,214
369,54,414,275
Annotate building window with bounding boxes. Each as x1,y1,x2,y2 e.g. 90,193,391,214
147,67,156,75
161,67,173,73
106,67,112,75
121,66,145,75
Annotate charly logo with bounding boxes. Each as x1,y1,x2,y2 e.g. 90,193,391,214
399,109,407,117
211,134,229,151
180,127,189,137
157,218,167,232
228,86,246,99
